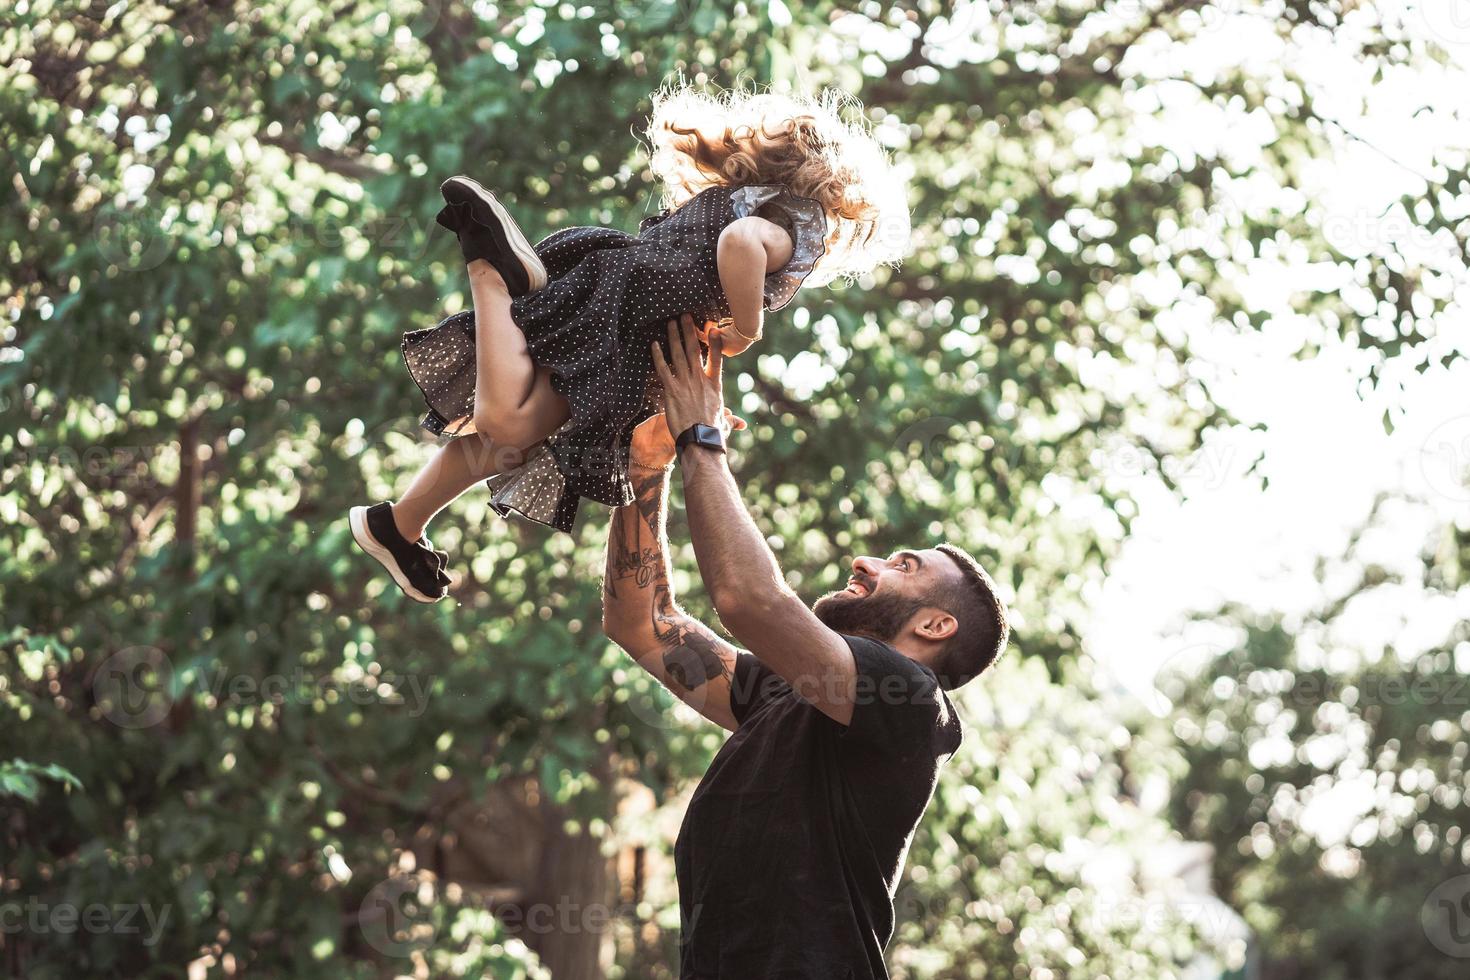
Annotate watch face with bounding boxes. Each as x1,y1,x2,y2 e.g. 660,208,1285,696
679,422,727,454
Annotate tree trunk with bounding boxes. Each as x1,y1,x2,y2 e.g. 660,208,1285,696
435,741,619,979
523,737,616,979
525,806,614,980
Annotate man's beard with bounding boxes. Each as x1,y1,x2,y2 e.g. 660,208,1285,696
813,587,924,643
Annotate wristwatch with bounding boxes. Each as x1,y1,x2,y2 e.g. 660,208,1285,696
675,422,727,458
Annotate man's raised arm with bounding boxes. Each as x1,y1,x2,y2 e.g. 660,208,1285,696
602,414,746,733
650,318,859,727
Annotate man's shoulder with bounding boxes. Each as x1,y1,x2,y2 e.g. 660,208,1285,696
831,633,966,758
840,633,942,699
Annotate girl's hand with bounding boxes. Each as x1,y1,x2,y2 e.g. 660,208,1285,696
699,321,756,357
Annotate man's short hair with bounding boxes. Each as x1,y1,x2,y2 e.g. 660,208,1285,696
928,543,1010,689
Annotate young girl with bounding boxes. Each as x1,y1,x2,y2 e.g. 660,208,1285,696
350,83,908,602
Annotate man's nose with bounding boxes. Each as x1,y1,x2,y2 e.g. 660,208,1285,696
851,556,882,577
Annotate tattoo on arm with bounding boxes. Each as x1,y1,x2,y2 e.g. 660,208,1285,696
654,583,734,690
662,635,735,691
604,470,666,600
605,467,733,693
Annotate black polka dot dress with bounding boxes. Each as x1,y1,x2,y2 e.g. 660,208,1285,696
400,183,828,533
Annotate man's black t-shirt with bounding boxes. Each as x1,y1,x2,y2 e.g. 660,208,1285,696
674,633,965,979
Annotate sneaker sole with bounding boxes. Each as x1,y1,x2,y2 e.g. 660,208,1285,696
440,177,549,293
349,506,443,604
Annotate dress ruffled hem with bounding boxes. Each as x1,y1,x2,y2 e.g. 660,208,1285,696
483,433,639,532
484,442,581,532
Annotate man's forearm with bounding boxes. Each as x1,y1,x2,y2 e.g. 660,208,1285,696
679,446,793,617
603,463,733,692
604,464,677,634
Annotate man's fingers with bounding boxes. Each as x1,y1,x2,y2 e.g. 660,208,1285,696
658,314,729,392
664,320,682,377
680,317,701,376
651,339,671,385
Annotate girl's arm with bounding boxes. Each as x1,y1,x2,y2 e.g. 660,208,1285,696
716,216,794,356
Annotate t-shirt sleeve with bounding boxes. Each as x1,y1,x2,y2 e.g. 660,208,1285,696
729,650,786,727
837,634,962,757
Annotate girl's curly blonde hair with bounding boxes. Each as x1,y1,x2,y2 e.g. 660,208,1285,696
645,81,910,286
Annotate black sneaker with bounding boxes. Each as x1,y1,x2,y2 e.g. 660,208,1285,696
436,176,548,297
349,502,452,603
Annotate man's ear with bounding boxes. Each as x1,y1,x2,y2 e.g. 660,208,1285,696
910,609,958,644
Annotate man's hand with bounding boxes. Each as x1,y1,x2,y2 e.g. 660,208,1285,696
652,313,728,444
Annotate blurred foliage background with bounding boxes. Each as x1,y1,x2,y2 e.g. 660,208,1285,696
2,0,1467,977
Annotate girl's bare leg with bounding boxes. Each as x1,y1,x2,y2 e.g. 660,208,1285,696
390,259,569,542
391,434,527,542
466,260,570,444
